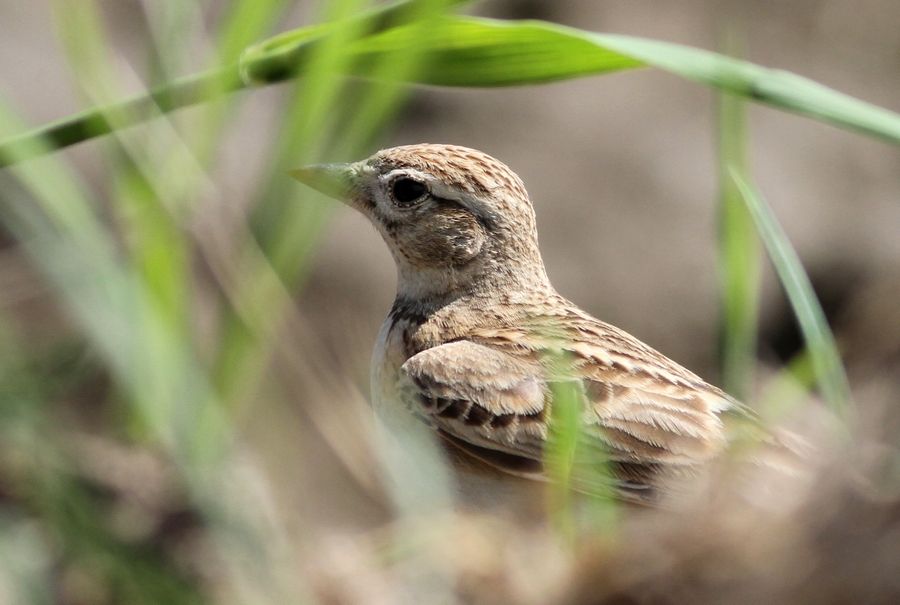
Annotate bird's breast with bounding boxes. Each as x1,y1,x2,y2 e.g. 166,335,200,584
371,316,424,420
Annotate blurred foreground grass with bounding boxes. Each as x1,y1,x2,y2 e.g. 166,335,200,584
1,1,898,603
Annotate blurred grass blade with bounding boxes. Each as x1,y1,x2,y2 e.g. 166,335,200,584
547,379,582,541
52,0,194,363
142,0,292,167
546,355,619,541
216,0,293,63
212,0,459,409
0,0,471,167
729,171,852,417
211,0,380,406
716,89,760,400
757,350,817,420
337,0,457,152
0,97,309,603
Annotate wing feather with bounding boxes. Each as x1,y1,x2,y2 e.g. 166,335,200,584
399,330,732,499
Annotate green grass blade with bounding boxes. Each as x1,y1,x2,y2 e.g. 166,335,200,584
583,32,900,144
211,0,460,408
216,0,293,63
343,16,642,86
5,8,900,167
716,90,761,400
0,0,471,167
346,17,900,144
0,66,240,167
730,171,853,417
0,100,310,602
546,379,582,541
211,0,378,405
51,0,196,382
545,354,619,542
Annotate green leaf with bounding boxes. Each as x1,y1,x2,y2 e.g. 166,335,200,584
343,17,642,86
583,32,900,145
345,16,900,144
716,89,761,401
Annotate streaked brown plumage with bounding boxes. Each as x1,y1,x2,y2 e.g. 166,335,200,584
292,144,777,506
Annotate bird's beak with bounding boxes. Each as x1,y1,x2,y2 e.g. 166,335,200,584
289,162,358,202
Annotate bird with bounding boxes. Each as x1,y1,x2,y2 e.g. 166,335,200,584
291,143,782,508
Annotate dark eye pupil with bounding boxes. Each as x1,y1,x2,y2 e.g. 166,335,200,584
392,178,427,206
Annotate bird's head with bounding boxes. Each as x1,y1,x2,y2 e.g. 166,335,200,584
292,144,549,299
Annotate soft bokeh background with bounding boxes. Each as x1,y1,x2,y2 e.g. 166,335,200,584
1,1,899,603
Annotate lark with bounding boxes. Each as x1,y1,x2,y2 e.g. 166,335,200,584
292,144,777,506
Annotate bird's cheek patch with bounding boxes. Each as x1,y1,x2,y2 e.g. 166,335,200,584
448,222,486,266
406,211,485,267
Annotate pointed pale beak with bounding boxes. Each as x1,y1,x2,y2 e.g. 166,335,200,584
289,162,357,202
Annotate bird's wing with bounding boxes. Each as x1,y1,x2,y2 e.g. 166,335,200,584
400,327,736,501
401,340,549,477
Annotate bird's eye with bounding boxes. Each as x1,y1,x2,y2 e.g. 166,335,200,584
390,177,428,207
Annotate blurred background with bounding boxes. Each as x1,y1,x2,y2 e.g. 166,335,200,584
1,1,899,603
